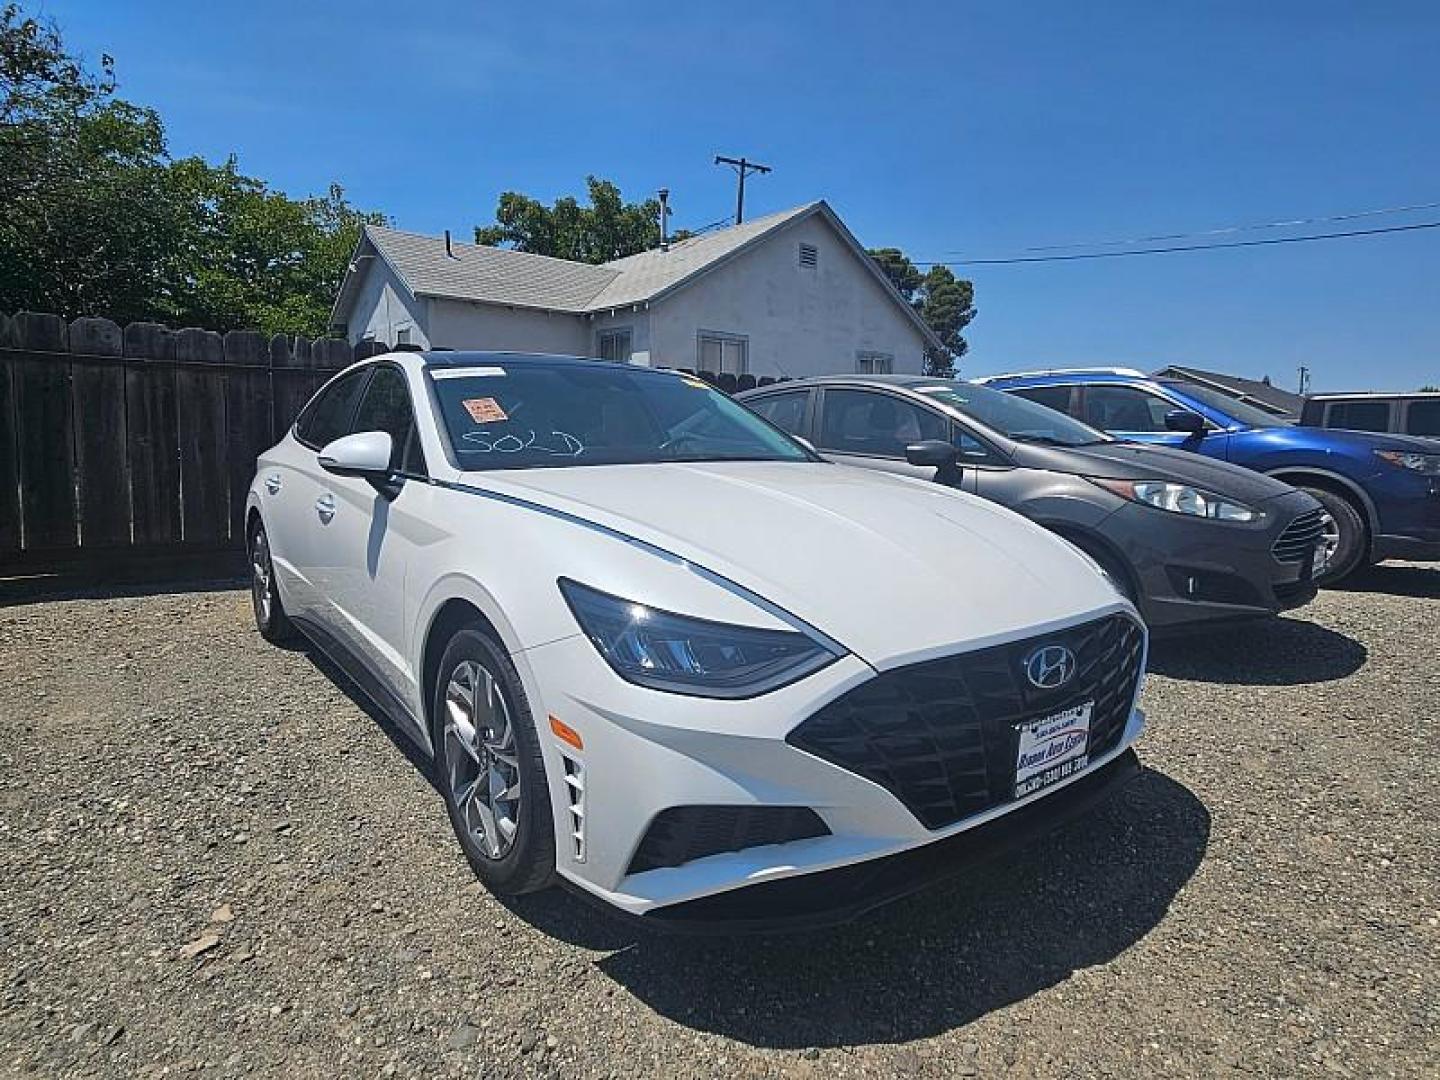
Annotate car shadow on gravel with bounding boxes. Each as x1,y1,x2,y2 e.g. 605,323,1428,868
508,768,1209,1048
1332,562,1440,600
1147,616,1366,685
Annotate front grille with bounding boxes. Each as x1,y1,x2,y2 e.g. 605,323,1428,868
1273,508,1326,563
627,805,830,874
787,615,1144,830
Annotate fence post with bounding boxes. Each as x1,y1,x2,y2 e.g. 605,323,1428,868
224,330,271,542
124,322,180,546
69,317,131,548
174,328,228,544
271,334,313,436
0,313,19,556
12,313,77,549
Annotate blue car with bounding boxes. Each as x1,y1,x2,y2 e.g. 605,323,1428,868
976,368,1440,583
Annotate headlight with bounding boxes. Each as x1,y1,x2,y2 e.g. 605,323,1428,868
1375,449,1440,475
558,579,840,698
1087,478,1261,523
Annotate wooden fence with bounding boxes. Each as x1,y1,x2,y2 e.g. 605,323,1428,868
0,311,375,579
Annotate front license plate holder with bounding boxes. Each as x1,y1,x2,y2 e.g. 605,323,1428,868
1014,701,1093,799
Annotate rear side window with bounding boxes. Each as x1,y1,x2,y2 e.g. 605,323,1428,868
352,365,426,474
1325,400,1390,432
1011,384,1075,416
1406,400,1440,437
818,389,950,457
1083,385,1172,432
296,368,369,448
747,391,809,436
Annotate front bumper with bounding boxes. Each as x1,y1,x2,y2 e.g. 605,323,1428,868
1113,490,1321,631
515,609,1146,925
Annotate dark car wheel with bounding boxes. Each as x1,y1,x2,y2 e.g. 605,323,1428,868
432,628,556,896
1302,487,1366,585
248,519,296,643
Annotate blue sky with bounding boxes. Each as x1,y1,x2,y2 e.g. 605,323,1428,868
46,0,1440,391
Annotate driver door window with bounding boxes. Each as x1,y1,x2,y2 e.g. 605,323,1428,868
351,365,426,475
1082,386,1173,432
818,390,950,457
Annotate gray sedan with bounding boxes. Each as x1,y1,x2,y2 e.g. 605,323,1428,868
738,375,1324,633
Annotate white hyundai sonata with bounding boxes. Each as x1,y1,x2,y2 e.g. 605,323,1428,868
246,351,1147,930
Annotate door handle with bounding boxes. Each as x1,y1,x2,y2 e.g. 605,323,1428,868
314,494,336,523
264,474,282,495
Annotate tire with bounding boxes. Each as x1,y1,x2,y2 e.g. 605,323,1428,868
431,628,556,896
1301,486,1367,585
248,518,296,643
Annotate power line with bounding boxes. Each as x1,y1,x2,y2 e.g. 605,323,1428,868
915,219,1440,266
989,198,1440,254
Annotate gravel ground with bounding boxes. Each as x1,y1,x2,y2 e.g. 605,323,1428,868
0,567,1436,1079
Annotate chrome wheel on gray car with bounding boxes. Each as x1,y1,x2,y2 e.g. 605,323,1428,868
442,659,523,860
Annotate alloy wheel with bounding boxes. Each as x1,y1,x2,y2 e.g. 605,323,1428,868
250,529,273,625
442,660,522,860
1314,511,1340,577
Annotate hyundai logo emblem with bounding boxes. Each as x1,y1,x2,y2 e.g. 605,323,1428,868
1024,644,1076,690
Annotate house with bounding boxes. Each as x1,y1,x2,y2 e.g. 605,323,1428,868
328,201,942,381
1152,364,1305,420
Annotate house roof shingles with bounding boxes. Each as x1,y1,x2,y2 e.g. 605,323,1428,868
1154,364,1305,417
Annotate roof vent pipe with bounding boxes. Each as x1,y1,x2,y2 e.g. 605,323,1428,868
658,188,670,251
445,229,454,258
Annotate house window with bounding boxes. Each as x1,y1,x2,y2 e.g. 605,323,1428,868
857,351,893,375
698,332,747,376
597,328,632,363
798,242,818,269
395,326,412,346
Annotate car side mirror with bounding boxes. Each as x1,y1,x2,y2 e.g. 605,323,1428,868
905,440,960,467
318,431,394,479
1164,409,1207,435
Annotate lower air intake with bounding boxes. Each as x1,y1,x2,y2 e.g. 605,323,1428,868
627,805,830,874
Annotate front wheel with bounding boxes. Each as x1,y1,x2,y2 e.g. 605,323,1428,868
1301,487,1366,585
248,519,295,643
433,629,556,896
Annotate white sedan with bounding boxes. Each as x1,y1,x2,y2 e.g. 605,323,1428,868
246,351,1147,930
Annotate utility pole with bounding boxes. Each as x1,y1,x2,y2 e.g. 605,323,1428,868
714,154,772,224
1297,365,1311,395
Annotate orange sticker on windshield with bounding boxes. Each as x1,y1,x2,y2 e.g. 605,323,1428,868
462,397,507,423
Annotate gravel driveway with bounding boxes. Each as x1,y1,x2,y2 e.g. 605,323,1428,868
1,567,1436,1078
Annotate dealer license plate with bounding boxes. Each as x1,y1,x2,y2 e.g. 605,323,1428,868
1014,701,1093,799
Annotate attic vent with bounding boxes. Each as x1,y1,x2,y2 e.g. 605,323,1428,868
798,242,818,269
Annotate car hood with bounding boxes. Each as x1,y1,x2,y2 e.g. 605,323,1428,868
1281,426,1440,453
1023,440,1299,502
460,461,1126,668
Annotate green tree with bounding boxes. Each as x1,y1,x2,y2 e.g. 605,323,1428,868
163,157,383,335
475,177,663,263
1421,384,1438,393
868,247,977,376
0,2,382,335
0,3,184,322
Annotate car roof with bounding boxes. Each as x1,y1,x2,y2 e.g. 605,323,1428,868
981,369,1155,386
1306,390,1440,401
737,373,945,395
420,350,624,368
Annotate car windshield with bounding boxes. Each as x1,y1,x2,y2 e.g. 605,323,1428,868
1157,380,1290,428
428,361,813,470
914,381,1112,447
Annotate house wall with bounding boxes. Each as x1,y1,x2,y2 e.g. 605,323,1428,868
647,213,929,378
349,258,430,348
426,299,589,355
